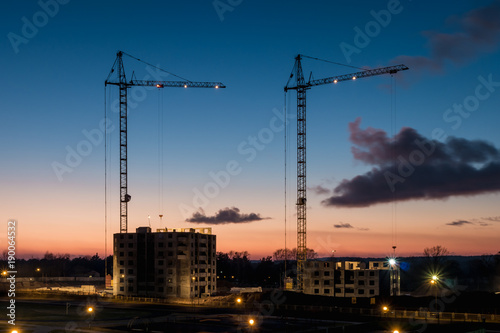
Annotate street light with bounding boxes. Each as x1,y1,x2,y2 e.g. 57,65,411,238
1,270,7,277
248,318,255,326
236,298,242,304
430,275,439,319
382,305,390,317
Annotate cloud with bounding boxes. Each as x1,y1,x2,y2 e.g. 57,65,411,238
322,118,500,207
391,1,500,82
333,222,369,231
446,219,492,227
185,207,268,225
446,220,473,227
334,222,354,229
481,216,500,222
309,185,331,195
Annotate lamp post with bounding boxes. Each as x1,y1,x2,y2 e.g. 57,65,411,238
430,275,439,321
36,267,46,287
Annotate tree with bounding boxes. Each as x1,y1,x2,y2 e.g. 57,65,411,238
273,248,317,260
424,245,449,259
423,245,450,273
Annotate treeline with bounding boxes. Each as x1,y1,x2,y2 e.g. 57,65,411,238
400,248,500,292
216,251,286,288
2,246,499,293
0,251,113,277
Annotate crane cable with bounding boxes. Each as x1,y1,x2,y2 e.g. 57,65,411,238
158,88,164,226
104,85,107,281
121,51,192,82
390,74,398,251
284,91,287,279
104,84,113,281
300,54,366,71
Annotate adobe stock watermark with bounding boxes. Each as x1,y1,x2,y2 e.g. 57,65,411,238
7,0,71,54
339,0,405,64
384,73,500,192
6,220,17,327
51,65,171,182
64,296,100,332
408,283,467,333
179,107,294,219
212,0,243,22
236,289,287,333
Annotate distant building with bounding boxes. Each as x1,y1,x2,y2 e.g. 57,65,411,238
303,259,399,297
113,227,216,298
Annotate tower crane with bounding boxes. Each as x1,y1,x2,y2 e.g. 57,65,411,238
284,54,408,291
105,51,226,233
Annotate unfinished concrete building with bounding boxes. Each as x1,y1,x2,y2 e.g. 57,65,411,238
113,227,216,298
304,259,397,297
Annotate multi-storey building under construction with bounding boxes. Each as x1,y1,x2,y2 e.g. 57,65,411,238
113,226,216,298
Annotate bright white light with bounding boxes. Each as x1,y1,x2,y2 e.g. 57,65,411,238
333,79,338,84
249,319,255,325
352,76,356,80
389,258,396,266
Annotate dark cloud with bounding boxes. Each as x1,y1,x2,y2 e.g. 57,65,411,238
309,185,331,195
446,220,473,227
391,1,500,81
185,207,268,225
482,216,500,222
322,118,500,207
333,222,369,231
334,222,354,229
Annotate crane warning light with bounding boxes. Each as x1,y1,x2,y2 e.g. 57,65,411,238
215,85,219,89
184,84,188,88
156,84,164,88
352,76,356,80
333,79,338,84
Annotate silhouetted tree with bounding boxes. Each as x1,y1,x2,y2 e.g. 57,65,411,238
423,245,449,273
273,248,317,260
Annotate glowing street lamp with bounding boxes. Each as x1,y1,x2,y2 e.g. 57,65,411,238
248,318,255,326
1,270,7,277
236,298,242,304
87,306,94,313
430,275,439,318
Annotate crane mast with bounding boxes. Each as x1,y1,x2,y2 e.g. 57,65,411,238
285,54,408,291
105,51,225,233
